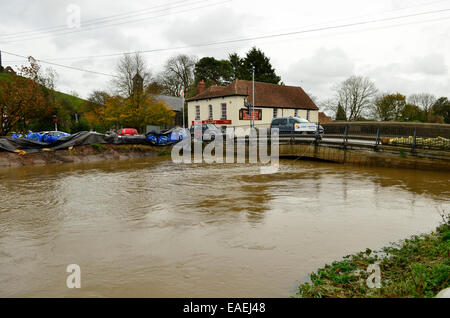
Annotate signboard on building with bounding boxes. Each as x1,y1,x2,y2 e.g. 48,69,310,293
239,109,262,121
192,120,232,126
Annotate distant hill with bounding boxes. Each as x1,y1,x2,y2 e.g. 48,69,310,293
0,72,87,110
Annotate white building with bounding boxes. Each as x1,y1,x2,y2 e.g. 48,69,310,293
186,79,319,129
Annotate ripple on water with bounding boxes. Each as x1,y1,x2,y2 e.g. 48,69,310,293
0,158,449,297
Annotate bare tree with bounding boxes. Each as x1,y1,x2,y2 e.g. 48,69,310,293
334,76,378,121
407,93,436,120
113,53,152,98
87,90,109,106
157,54,197,97
19,56,58,91
319,98,338,115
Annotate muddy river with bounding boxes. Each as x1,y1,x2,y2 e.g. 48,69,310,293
0,158,449,297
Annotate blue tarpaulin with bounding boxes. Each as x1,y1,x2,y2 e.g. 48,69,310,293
1,128,190,153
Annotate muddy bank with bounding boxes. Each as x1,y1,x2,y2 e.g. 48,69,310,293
0,144,171,168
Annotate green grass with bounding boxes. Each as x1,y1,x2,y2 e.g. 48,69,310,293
56,91,85,111
297,211,450,298
91,144,106,153
0,73,86,111
0,73,12,81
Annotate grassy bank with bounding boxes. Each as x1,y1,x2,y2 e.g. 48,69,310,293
298,212,450,298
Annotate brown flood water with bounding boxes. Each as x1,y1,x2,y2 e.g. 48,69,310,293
0,158,449,298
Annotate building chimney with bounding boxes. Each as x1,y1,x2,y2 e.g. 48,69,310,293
197,80,206,94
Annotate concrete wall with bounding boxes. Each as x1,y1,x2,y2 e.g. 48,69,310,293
278,143,450,172
187,97,319,128
323,122,450,138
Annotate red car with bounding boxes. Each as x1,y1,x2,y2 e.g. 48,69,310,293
117,128,139,136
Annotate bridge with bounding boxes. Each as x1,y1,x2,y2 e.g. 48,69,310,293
202,122,450,171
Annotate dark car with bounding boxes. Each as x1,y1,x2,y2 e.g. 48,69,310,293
270,117,324,136
190,124,222,141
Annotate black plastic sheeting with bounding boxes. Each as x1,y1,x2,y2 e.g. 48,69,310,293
0,131,179,154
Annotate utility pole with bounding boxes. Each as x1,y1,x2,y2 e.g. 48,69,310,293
181,89,185,129
252,66,255,130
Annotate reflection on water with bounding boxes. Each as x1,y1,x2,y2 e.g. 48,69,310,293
0,158,449,297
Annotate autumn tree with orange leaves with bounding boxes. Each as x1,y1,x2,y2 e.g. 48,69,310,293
0,57,57,135
102,93,175,132
82,53,176,133
0,75,52,135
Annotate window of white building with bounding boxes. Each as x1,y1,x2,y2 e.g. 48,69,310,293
294,109,298,117
273,108,278,118
209,105,213,120
195,106,200,120
221,103,227,120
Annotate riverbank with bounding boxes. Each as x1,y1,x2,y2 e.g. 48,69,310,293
0,144,171,168
297,212,450,298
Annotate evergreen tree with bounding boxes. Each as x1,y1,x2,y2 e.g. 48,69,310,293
228,53,246,80
192,48,282,88
241,47,281,84
432,97,450,124
335,103,347,121
194,57,233,86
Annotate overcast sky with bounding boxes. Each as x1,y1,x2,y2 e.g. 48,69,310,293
1,0,450,106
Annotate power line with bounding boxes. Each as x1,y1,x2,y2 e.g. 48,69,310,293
0,0,197,38
0,0,445,44
15,6,450,62
3,0,446,40
2,6,450,78
1,51,119,78
0,0,230,43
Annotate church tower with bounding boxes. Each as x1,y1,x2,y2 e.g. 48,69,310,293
132,72,144,106
132,73,144,96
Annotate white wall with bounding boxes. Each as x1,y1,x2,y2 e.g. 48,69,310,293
187,96,319,128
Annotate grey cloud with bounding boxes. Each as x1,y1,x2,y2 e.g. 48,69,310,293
364,60,449,97
1,0,142,51
283,47,355,95
2,0,72,32
49,27,143,52
390,0,424,10
2,0,449,100
163,7,247,45
411,54,447,76
364,53,448,83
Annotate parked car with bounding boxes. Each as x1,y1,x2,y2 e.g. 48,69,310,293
189,124,222,141
117,128,139,136
270,117,324,136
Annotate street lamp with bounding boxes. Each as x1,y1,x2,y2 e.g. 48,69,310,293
252,66,255,129
181,89,185,129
